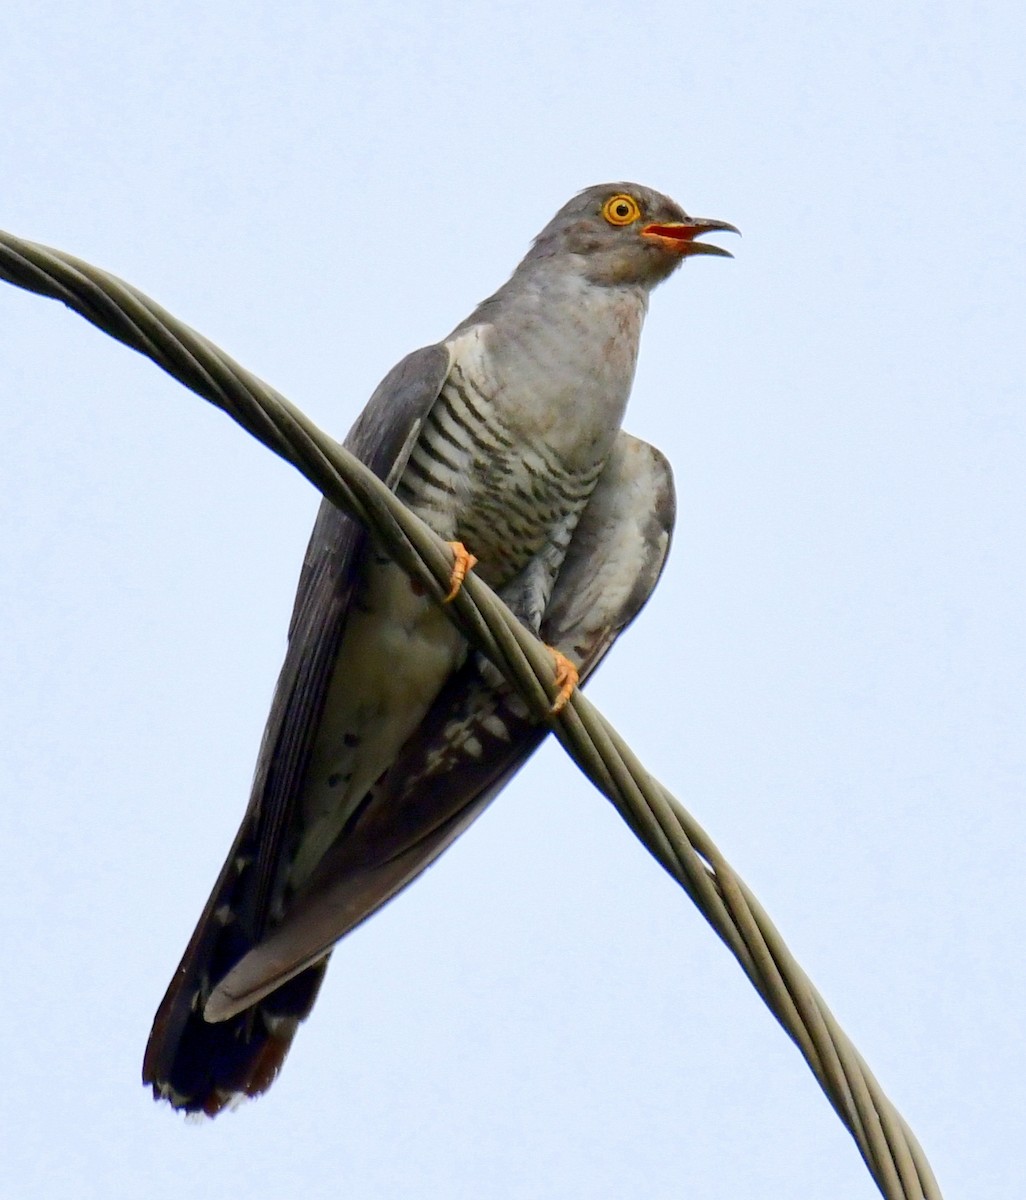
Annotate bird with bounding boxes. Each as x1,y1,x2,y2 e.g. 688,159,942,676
142,182,736,1115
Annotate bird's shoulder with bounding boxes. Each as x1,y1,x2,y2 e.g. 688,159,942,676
342,340,453,486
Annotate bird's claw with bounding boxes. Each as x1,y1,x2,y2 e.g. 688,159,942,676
547,648,579,715
443,541,478,603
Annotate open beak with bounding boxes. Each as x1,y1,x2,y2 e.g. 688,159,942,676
640,216,740,258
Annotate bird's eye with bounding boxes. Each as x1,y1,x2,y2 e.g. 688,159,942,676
601,194,642,226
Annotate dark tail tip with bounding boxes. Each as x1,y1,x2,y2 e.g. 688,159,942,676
143,962,327,1116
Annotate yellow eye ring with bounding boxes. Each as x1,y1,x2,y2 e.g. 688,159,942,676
601,194,642,226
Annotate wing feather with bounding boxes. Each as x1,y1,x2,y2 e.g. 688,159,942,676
142,343,451,1107
205,432,676,1019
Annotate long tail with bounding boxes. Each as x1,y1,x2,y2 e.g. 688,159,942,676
142,827,328,1116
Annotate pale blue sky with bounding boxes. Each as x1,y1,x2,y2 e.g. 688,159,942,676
1,3,1023,1196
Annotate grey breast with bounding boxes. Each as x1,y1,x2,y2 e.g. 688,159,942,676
396,277,648,593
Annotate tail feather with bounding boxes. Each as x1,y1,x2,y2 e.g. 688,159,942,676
148,964,327,1116
142,823,329,1115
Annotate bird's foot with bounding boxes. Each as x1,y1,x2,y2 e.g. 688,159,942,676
547,648,579,715
443,542,478,603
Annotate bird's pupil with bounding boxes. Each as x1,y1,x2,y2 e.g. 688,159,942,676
616,203,629,216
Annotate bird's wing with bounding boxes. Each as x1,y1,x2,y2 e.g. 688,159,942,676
142,343,451,1100
204,431,676,1020
241,343,454,931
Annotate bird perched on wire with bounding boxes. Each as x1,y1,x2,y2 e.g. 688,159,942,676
143,182,736,1115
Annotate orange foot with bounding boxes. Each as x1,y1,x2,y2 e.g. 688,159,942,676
547,648,579,715
443,541,478,603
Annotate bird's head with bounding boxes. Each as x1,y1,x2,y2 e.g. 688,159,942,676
526,182,738,288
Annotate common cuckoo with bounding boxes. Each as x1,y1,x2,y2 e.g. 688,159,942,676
143,183,736,1114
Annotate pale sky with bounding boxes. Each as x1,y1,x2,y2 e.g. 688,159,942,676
1,3,1023,1197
